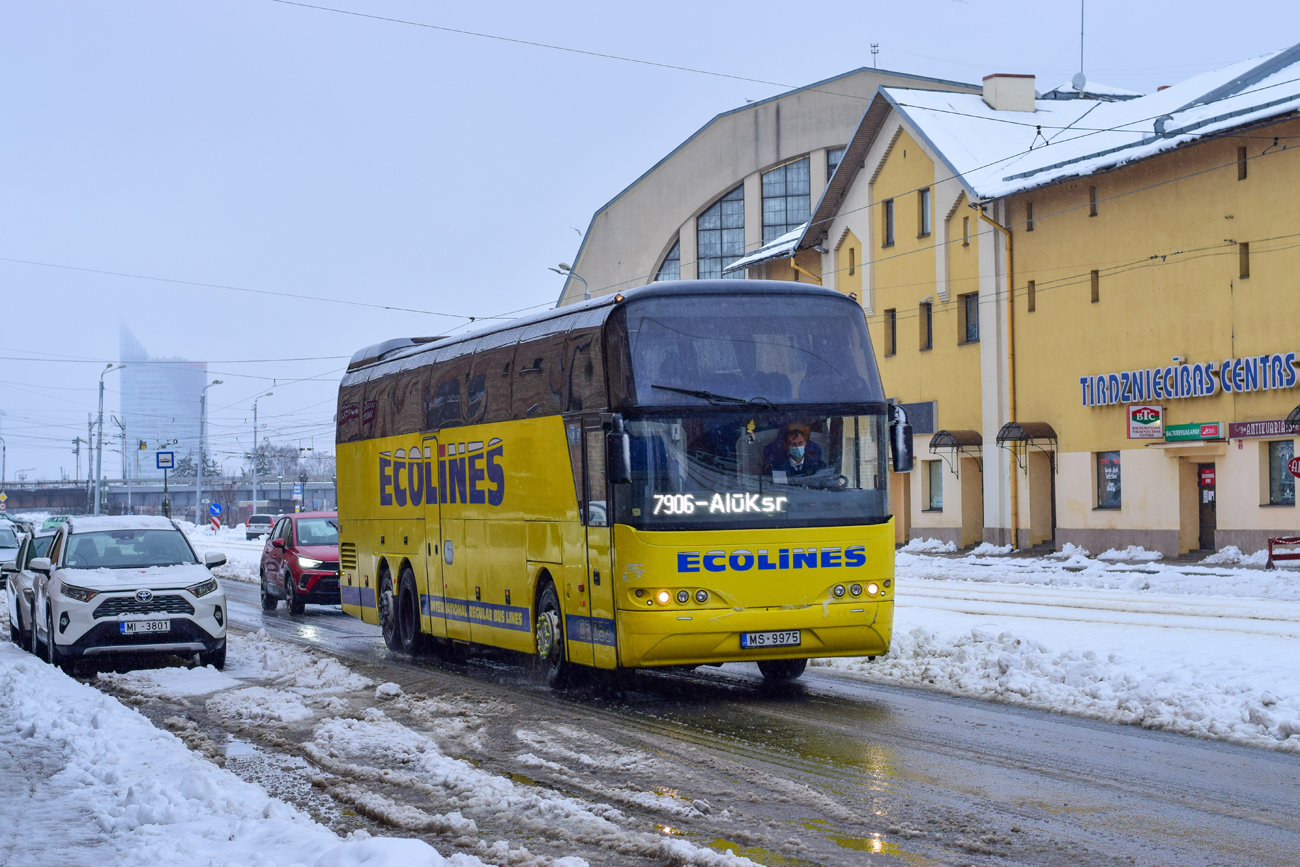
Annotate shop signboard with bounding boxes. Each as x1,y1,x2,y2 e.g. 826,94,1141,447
1289,456,1300,478
1200,466,1216,486
1227,418,1297,439
1164,422,1226,442
1127,404,1164,439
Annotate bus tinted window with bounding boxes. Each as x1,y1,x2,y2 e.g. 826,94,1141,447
614,410,889,530
613,294,882,407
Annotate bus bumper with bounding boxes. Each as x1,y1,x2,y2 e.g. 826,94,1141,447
616,599,892,668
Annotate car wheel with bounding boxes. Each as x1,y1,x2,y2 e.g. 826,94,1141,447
286,570,305,615
260,569,278,611
45,607,73,674
535,582,574,689
757,658,807,683
198,642,227,670
378,570,401,651
397,567,424,658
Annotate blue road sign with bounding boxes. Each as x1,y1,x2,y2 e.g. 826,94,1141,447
156,451,175,470
209,502,223,517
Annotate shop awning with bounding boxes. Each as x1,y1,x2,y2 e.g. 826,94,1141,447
995,421,1058,446
929,429,982,476
1287,403,1300,430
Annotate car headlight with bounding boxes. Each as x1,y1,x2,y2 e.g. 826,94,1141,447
297,556,324,569
60,583,99,603
187,577,220,598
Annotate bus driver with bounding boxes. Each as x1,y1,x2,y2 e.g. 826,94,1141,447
767,424,825,477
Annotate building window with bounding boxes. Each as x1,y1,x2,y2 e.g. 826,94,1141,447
655,239,680,282
918,188,931,237
919,301,933,351
1089,185,1098,217
925,460,944,511
827,146,846,182
884,309,897,356
761,157,810,243
962,215,970,246
1027,279,1036,312
1240,242,1250,279
697,186,745,280
1268,440,1295,505
1026,201,1034,231
848,247,856,276
1090,270,1100,303
882,199,895,247
959,292,979,343
1097,451,1121,509
1238,146,1248,181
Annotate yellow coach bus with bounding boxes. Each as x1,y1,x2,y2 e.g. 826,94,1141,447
335,280,911,686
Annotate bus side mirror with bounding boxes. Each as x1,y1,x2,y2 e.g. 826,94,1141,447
890,422,914,473
607,416,632,484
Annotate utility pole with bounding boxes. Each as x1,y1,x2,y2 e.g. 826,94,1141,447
251,392,273,519
197,380,223,524
95,364,125,515
0,435,6,494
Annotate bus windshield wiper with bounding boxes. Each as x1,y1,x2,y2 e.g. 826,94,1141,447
651,384,748,405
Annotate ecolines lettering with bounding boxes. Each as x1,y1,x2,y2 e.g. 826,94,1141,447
678,546,868,572
380,440,505,507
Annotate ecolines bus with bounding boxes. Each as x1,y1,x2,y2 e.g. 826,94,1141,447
335,280,910,686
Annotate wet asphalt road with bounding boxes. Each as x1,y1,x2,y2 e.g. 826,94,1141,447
222,580,1300,867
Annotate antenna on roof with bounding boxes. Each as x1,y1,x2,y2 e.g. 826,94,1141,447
870,44,879,69
1071,0,1087,92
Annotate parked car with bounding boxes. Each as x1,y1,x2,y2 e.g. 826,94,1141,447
260,511,340,614
245,513,275,540
30,515,228,672
42,515,70,531
4,529,56,651
0,524,20,584
1,514,36,536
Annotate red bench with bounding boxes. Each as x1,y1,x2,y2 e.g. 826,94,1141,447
1265,536,1300,570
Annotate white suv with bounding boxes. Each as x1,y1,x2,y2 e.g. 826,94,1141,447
30,515,228,671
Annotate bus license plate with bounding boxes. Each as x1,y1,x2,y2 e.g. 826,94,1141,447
740,630,800,649
120,619,170,635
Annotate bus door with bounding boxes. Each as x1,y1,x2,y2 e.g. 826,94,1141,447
583,417,617,668
419,435,449,640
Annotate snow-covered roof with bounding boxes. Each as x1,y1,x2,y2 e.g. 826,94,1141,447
881,43,1300,201
722,223,808,274
1040,79,1143,101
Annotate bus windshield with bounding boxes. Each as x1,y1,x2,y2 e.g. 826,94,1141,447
614,293,883,407
613,409,889,530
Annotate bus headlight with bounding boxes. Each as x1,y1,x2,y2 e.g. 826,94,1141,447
832,584,846,598
656,590,670,605
849,583,862,596
694,590,709,604
676,590,689,604
866,583,880,596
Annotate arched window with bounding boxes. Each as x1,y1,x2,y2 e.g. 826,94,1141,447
696,186,745,280
762,157,810,243
655,239,680,281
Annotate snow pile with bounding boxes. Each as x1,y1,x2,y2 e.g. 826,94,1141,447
1097,545,1163,562
966,542,1012,557
820,626,1300,752
0,639,451,866
1046,543,1091,560
900,537,956,554
1201,546,1271,567
230,629,373,695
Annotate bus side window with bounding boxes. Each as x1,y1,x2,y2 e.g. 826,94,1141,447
566,421,585,520
393,367,427,435
469,345,515,424
566,328,605,412
584,421,607,526
365,376,394,439
428,377,463,428
337,380,365,443
512,335,566,418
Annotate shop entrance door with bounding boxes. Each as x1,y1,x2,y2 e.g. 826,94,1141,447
1197,463,1217,550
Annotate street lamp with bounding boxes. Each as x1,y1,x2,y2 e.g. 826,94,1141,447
196,380,223,523
0,435,6,493
277,475,283,514
94,363,126,515
251,391,273,518
549,262,590,301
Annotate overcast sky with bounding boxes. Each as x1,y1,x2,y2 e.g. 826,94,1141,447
2,1,1294,481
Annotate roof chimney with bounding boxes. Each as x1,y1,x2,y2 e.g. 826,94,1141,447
982,74,1036,112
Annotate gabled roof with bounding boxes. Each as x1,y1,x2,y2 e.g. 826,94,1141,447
802,42,1300,248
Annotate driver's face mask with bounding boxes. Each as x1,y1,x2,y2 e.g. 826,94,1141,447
789,445,806,460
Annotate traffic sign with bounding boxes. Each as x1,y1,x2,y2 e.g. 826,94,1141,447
209,503,223,517
1289,456,1300,478
292,483,303,502
0,503,6,512
0,492,7,502
156,451,175,470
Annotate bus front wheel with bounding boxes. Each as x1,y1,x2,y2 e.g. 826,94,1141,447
378,571,402,652
758,658,807,682
397,567,424,658
535,583,572,689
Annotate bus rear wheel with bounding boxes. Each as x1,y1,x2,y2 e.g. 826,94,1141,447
378,570,402,652
535,582,572,689
758,658,807,682
397,567,424,658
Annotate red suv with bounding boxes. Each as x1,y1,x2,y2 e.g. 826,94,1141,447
259,512,340,614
